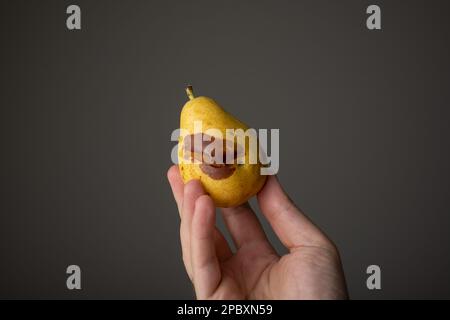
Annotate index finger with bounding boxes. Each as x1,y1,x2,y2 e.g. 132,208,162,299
167,165,184,213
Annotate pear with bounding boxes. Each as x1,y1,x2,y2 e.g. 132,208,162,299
178,86,267,208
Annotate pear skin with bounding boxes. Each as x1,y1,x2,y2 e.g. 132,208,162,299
178,86,267,208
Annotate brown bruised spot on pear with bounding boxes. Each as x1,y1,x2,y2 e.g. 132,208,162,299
178,86,267,208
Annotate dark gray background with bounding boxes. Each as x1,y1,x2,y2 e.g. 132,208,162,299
1,0,449,299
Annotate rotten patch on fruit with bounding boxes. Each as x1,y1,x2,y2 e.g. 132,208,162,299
182,133,244,180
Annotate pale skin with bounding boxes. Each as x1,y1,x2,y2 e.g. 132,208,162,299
167,165,348,300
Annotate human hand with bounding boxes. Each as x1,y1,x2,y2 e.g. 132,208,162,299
167,165,348,300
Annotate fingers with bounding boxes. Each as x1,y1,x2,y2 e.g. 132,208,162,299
168,166,192,276
257,175,331,251
180,179,205,279
214,227,233,262
168,166,205,279
221,204,273,252
191,195,221,299
167,167,231,296
167,165,184,214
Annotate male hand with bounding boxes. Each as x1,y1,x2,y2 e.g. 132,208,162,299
167,165,348,299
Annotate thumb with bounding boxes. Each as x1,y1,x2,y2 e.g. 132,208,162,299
257,175,332,251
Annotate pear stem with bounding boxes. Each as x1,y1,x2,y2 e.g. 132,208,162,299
186,85,195,100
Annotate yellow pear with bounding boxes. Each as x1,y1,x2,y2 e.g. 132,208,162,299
178,86,267,208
